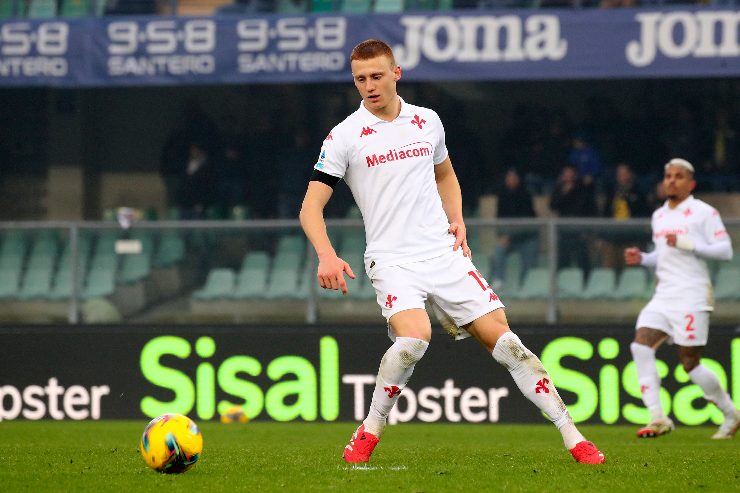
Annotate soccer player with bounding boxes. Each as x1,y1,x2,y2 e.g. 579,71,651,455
299,39,605,465
624,158,738,439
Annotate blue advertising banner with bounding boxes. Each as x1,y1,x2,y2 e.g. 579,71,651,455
0,7,738,87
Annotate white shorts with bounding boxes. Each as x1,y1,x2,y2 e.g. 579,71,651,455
635,308,710,346
368,249,505,341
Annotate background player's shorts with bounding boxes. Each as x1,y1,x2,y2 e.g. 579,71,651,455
368,249,505,341
635,308,710,346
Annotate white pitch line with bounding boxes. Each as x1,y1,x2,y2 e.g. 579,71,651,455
345,465,408,471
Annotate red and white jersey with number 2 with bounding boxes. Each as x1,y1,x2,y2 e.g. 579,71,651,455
646,195,730,311
315,98,452,272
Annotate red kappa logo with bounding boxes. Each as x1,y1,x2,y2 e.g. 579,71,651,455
535,378,550,394
411,114,426,129
683,208,692,217
385,294,397,308
360,127,376,137
325,132,333,141
384,385,402,398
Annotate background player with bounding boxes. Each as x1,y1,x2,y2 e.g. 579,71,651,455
299,39,605,465
624,158,737,439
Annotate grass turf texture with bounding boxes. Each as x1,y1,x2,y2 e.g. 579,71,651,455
0,422,737,492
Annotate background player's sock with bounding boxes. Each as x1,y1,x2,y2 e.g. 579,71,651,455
688,365,737,416
630,342,665,421
492,331,585,449
363,337,429,437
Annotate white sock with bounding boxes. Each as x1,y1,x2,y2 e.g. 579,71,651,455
688,365,737,417
492,332,585,449
630,342,664,421
363,336,429,437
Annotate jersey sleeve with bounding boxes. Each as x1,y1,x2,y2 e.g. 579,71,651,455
701,207,731,246
314,128,348,179
431,111,449,165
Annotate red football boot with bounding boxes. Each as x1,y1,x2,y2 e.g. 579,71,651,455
342,424,379,463
569,441,605,464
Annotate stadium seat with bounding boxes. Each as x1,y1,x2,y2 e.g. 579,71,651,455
154,231,186,267
232,251,270,299
509,267,549,300
275,234,305,257
263,267,301,300
81,267,116,299
62,0,91,16
17,268,53,300
374,0,403,11
581,267,617,300
192,268,236,300
0,0,15,18
714,267,740,301
340,0,371,11
27,0,57,17
557,267,584,299
404,0,437,10
613,267,649,300
0,269,21,299
310,0,336,11
276,0,309,12
119,253,151,284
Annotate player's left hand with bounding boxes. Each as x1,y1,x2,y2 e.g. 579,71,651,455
448,222,471,258
666,233,677,247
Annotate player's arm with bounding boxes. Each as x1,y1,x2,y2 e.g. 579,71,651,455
624,247,657,267
434,157,471,257
665,211,733,261
299,176,356,294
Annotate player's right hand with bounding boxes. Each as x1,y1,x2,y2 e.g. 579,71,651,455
317,253,356,295
624,247,641,266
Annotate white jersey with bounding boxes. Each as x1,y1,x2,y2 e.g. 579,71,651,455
645,195,730,311
315,98,453,272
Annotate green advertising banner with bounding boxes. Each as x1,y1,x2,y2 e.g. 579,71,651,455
0,325,737,425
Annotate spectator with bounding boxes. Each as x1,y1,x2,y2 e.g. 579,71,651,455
549,164,595,272
597,162,651,268
700,107,739,191
276,127,314,219
177,141,217,219
493,168,539,287
567,132,603,191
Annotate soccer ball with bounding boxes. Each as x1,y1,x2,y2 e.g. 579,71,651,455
220,405,249,424
139,413,203,473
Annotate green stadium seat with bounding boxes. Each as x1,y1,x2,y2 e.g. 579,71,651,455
17,268,53,300
277,0,308,13
0,0,16,18
0,269,21,299
119,253,151,284
81,267,116,299
714,267,740,301
154,231,186,267
310,0,336,11
404,0,437,10
437,0,452,9
613,268,649,300
275,235,305,256
27,0,57,17
263,268,301,300
581,268,617,300
557,267,584,299
192,268,236,300
509,267,549,300
62,0,90,16
233,251,270,299
340,0,371,12
374,0,403,11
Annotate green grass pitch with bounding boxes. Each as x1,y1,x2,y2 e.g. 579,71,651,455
0,421,737,492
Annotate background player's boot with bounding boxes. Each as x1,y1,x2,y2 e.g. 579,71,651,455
637,417,675,438
569,441,605,464
711,409,740,439
342,424,379,463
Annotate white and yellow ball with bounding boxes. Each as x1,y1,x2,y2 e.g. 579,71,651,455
139,413,203,473
220,405,249,424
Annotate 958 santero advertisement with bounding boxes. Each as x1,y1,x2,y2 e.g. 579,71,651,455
0,325,737,424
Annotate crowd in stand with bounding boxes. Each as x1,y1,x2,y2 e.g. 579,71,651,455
159,91,739,222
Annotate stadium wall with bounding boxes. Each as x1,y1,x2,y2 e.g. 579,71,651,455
1,325,737,425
